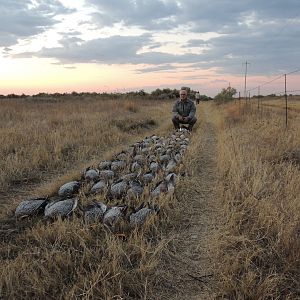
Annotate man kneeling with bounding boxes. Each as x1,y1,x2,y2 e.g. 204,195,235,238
172,87,197,131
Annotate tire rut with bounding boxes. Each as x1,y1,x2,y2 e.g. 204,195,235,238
154,105,220,299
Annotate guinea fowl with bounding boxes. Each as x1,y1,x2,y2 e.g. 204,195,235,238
111,160,127,172
116,151,128,161
149,161,160,173
151,172,177,197
103,205,127,227
159,154,171,164
133,154,146,165
148,154,157,162
84,202,107,224
44,197,78,218
90,180,107,194
126,180,144,199
150,180,168,198
99,170,114,181
98,161,112,170
129,203,160,226
84,168,99,182
15,198,48,218
58,181,80,197
174,152,182,163
164,158,177,172
131,161,142,173
109,179,128,199
121,172,138,182
142,171,155,185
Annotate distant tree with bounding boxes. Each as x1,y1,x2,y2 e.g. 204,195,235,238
199,94,212,101
172,89,179,98
214,86,237,103
7,93,19,98
138,89,147,96
151,88,162,97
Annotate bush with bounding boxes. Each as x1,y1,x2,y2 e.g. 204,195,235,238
214,86,237,104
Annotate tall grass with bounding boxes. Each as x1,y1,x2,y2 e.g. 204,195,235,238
0,96,170,195
214,101,300,299
0,95,182,299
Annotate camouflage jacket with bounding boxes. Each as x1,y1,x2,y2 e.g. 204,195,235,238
172,99,196,118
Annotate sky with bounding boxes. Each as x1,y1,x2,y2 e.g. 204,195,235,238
0,0,299,97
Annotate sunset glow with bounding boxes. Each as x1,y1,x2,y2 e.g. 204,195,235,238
1,0,299,96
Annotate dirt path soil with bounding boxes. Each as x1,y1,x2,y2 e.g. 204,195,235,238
154,104,221,299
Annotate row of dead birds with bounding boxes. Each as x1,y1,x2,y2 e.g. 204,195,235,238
14,128,190,228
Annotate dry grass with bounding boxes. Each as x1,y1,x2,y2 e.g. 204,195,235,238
0,94,185,299
4,93,299,299
254,95,300,114
0,96,170,196
214,101,300,299
0,214,173,299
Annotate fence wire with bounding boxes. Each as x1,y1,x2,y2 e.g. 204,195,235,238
238,68,300,127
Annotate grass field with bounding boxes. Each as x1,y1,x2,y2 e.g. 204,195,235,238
243,95,300,113
0,96,172,197
214,100,300,299
0,95,299,299
0,95,186,299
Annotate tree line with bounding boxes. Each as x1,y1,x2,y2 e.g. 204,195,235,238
0,89,212,101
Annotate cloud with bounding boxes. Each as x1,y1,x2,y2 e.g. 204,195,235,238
181,75,208,81
135,64,178,73
0,0,75,47
8,0,300,76
16,34,152,63
87,0,179,30
16,34,207,65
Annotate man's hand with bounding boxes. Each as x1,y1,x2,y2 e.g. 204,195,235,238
182,116,190,122
177,115,183,121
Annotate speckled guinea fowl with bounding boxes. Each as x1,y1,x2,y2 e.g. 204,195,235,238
149,161,160,173
99,170,115,181
164,158,177,172
131,161,142,173
142,171,156,185
126,180,144,199
15,198,48,218
98,160,112,170
150,172,177,197
84,168,99,182
129,203,160,226
44,197,78,218
103,205,127,227
84,202,107,224
115,151,128,161
111,160,127,172
90,180,107,194
121,172,138,182
109,179,128,199
58,181,80,197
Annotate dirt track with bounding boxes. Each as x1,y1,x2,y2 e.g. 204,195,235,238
154,104,221,299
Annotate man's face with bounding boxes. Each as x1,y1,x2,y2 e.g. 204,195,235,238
180,90,188,101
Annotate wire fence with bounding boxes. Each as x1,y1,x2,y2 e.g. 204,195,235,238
237,68,300,127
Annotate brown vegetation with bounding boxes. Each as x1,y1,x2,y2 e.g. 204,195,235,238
0,95,185,299
1,94,300,299
214,100,300,299
0,96,169,197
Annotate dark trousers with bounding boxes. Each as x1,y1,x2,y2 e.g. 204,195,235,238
172,116,197,130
